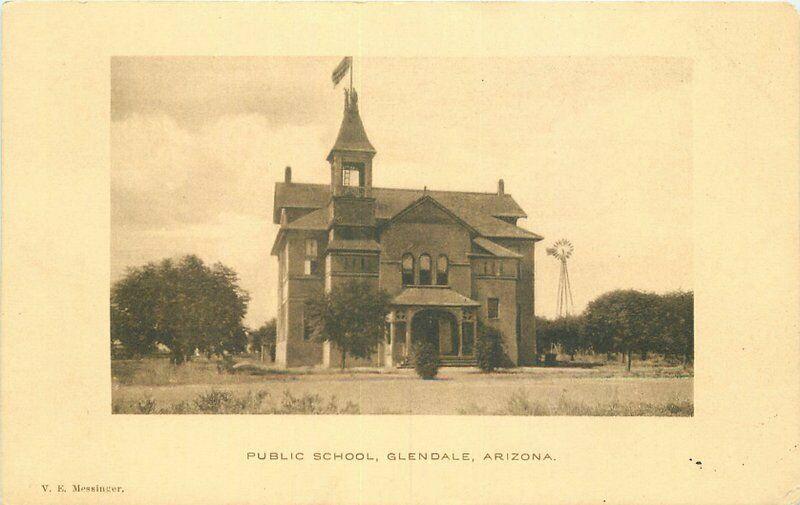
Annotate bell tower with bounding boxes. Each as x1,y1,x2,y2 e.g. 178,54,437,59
325,88,378,245
327,88,376,198
323,87,381,367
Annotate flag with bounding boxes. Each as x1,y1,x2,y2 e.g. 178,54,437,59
331,56,352,87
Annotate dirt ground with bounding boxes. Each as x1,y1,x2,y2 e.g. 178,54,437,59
112,359,693,415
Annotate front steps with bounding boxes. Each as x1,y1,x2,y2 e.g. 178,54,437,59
397,355,477,368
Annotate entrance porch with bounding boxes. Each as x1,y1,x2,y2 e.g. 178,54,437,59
384,287,480,367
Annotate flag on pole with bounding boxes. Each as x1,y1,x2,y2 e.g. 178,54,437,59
331,56,352,87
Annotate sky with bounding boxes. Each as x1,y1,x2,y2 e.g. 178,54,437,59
111,56,693,327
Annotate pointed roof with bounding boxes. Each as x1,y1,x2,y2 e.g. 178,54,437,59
381,194,479,235
327,89,376,161
392,286,481,307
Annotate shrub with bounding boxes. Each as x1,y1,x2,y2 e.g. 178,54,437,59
111,389,360,414
274,391,360,414
475,323,513,372
412,341,439,380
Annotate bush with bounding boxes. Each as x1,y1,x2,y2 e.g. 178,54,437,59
475,323,513,372
111,389,360,414
412,341,439,380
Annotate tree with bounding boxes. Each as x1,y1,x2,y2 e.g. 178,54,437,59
547,315,586,360
656,291,694,365
475,320,513,372
584,290,660,371
412,341,440,379
535,316,553,356
110,255,250,364
250,319,277,362
304,280,391,369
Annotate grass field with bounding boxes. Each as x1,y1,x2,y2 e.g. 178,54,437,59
112,355,693,415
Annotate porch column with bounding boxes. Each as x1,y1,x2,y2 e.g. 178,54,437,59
387,320,396,367
456,310,464,357
473,319,478,355
405,317,412,358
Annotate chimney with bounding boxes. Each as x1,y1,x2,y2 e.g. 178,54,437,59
285,166,292,183
498,178,505,195
280,208,288,226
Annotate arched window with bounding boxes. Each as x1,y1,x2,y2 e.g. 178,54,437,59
419,254,432,285
402,254,415,286
436,255,449,285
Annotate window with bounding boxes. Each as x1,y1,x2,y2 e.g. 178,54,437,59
498,261,504,276
436,255,449,285
402,254,414,285
342,162,363,188
303,309,313,341
342,168,358,187
303,259,319,275
419,254,432,285
305,239,318,257
304,239,318,276
488,298,499,319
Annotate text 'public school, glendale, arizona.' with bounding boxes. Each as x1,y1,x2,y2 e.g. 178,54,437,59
271,87,543,368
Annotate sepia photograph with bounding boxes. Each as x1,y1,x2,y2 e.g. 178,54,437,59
3,3,799,504
111,56,693,415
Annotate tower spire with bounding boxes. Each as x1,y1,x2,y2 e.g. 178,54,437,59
327,86,374,162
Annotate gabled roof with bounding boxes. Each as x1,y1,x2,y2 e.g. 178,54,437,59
281,208,327,231
272,182,540,240
392,286,481,307
381,194,479,235
473,237,523,258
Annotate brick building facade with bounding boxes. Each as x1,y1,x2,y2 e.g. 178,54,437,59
271,89,543,368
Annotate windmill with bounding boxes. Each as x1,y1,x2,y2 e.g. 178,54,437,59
546,239,575,317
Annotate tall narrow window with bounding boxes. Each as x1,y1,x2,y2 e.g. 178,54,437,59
303,309,313,341
401,254,414,286
488,298,499,319
419,254,432,285
436,255,449,285
304,239,319,276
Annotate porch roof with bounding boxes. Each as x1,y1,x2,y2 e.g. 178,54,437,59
391,286,481,307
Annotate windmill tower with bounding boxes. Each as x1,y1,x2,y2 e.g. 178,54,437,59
546,239,575,317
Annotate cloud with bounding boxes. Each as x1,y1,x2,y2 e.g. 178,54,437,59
111,112,329,229
111,56,343,130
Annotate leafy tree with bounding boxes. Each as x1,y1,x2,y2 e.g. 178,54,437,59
304,280,391,369
655,291,694,365
412,341,440,379
110,255,250,364
547,315,586,360
475,320,513,372
584,290,660,371
535,316,553,356
250,319,277,362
